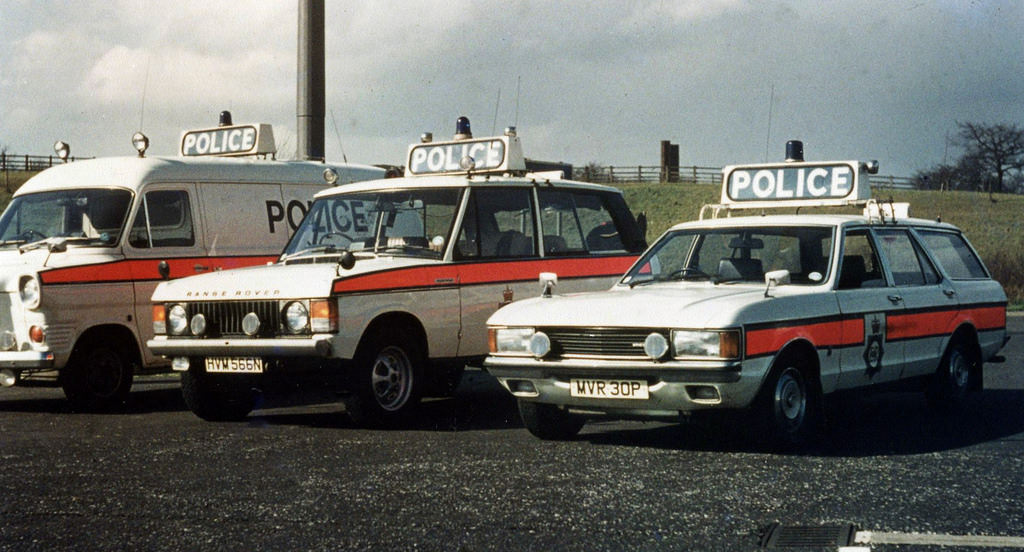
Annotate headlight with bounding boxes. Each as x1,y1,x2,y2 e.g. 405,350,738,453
168,304,189,336
671,329,741,359
489,327,535,355
284,301,309,333
19,276,40,309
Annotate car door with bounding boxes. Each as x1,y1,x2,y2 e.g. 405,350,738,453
835,227,905,387
872,227,955,379
126,185,205,366
454,187,541,358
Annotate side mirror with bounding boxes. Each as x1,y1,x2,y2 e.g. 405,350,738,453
157,260,171,280
539,272,558,298
338,251,356,271
764,269,790,297
636,211,648,242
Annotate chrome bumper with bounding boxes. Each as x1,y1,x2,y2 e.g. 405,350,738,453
484,355,766,412
0,351,56,369
146,335,333,358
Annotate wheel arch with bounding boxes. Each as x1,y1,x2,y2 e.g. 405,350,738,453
945,322,983,390
765,338,823,397
356,311,428,359
70,323,143,368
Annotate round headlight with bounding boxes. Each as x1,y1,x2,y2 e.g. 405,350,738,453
190,313,207,336
284,301,309,334
529,331,551,358
19,276,40,309
168,304,188,335
644,332,669,360
242,312,261,336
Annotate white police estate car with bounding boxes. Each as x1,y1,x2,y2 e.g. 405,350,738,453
147,119,648,423
485,143,1008,445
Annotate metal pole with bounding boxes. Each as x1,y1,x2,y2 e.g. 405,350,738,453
297,0,325,161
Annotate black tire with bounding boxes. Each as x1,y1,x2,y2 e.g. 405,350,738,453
181,363,257,421
61,339,135,412
345,328,424,426
755,360,821,449
926,339,976,412
518,400,584,440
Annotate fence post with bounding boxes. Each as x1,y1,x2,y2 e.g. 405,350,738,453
638,165,642,182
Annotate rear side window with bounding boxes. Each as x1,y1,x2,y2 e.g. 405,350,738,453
874,228,940,286
917,229,988,279
456,188,536,259
129,190,196,248
537,189,644,255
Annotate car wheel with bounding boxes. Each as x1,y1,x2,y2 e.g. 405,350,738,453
181,363,257,421
61,339,134,412
756,361,820,449
518,400,584,440
926,339,976,412
346,329,423,426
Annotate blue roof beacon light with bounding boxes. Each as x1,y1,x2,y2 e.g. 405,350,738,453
785,140,804,162
454,116,472,140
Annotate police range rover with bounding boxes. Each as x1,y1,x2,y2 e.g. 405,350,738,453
485,141,1008,445
147,118,648,423
0,113,384,410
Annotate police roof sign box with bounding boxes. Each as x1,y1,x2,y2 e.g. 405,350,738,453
406,134,526,177
721,160,872,208
181,123,276,157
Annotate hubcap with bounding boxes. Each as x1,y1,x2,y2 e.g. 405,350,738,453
949,349,970,389
370,346,413,411
775,367,806,426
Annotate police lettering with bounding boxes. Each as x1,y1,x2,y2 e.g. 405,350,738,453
408,139,506,174
266,200,311,233
728,165,853,201
182,126,258,156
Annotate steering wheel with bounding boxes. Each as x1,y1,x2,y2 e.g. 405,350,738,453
668,266,708,280
19,229,47,241
318,232,353,245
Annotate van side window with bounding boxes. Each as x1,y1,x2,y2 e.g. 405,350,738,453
838,230,885,289
874,228,940,286
917,229,989,279
456,189,536,259
129,190,195,248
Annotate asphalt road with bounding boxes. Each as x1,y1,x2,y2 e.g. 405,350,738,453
2,317,1023,551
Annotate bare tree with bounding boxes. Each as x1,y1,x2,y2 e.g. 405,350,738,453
956,121,1024,199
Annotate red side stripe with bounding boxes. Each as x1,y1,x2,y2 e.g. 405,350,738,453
746,319,858,358
38,256,277,285
332,256,637,294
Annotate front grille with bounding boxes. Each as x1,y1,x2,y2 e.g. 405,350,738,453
185,301,281,337
542,327,666,359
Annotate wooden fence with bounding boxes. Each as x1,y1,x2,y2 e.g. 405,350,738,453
1,153,92,172
574,164,916,189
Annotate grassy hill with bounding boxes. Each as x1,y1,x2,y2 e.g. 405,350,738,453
3,170,1022,305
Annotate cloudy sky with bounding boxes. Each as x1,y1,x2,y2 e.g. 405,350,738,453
3,1,1023,177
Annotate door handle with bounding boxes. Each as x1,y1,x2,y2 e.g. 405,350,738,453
943,289,956,298
887,295,903,303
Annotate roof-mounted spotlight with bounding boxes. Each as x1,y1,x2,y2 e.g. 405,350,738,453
862,160,880,174
53,141,70,163
132,132,150,157
454,116,472,140
420,132,433,143
323,167,340,185
504,126,517,138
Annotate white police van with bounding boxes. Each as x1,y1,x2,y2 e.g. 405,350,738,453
147,119,648,424
485,142,1009,446
0,114,384,410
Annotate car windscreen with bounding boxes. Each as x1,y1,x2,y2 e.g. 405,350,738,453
622,226,834,286
282,188,463,260
0,189,132,247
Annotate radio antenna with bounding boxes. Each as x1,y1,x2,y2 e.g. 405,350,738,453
138,54,152,131
329,109,348,163
491,88,501,136
514,75,521,127
763,82,774,162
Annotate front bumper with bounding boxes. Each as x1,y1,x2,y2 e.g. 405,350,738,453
146,335,333,358
484,356,767,414
0,351,56,369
